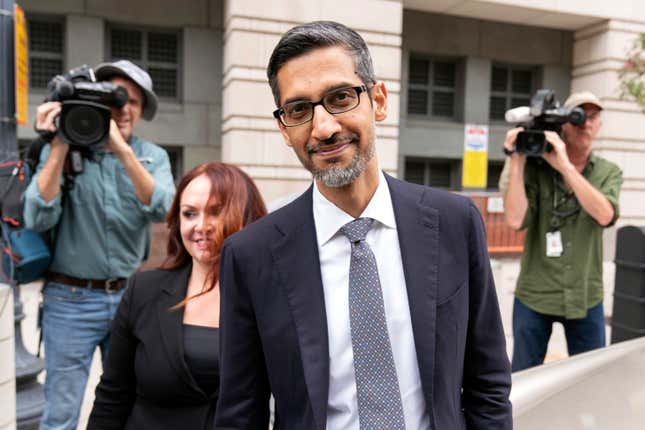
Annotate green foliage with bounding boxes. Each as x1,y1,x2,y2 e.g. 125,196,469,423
619,33,645,111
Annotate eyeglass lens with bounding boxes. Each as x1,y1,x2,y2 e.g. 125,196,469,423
281,87,361,125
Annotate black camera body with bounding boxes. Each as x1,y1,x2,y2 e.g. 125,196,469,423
507,89,586,156
45,65,128,149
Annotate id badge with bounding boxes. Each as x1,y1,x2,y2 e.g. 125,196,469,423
546,231,563,257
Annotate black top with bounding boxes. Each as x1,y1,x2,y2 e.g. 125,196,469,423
88,266,219,430
183,324,219,395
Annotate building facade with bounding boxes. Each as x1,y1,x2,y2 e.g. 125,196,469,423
16,0,645,241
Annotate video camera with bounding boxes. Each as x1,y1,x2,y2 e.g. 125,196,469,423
44,65,129,149
505,89,586,156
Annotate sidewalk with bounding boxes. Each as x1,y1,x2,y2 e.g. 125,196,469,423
15,257,616,429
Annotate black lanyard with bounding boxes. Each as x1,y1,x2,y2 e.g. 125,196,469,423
550,175,580,231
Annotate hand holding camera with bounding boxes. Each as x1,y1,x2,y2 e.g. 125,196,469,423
504,89,585,157
541,130,574,174
42,65,128,150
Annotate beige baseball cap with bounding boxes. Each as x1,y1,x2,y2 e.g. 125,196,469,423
563,91,604,110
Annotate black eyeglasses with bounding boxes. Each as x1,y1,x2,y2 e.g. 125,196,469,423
273,85,368,127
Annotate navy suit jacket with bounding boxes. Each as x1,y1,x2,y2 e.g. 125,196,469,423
214,174,512,429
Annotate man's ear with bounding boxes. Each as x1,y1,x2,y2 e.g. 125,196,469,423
371,81,388,122
277,119,293,147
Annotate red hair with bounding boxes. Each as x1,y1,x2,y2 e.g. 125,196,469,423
161,162,267,306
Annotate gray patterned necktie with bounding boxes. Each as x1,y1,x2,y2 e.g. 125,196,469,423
340,217,406,430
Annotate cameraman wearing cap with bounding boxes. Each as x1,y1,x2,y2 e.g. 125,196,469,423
502,91,623,372
23,60,175,430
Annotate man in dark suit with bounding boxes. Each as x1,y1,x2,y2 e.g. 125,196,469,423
215,21,512,430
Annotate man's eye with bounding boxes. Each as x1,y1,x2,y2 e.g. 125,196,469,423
327,89,356,107
286,103,310,118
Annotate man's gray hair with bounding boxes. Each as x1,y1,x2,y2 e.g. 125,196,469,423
266,21,376,107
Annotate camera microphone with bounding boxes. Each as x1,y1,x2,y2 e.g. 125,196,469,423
504,106,532,123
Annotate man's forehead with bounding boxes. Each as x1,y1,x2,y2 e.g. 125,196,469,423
276,46,359,101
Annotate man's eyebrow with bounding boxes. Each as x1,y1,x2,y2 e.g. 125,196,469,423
282,82,359,105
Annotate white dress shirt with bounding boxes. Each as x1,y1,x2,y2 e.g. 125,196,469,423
313,170,430,430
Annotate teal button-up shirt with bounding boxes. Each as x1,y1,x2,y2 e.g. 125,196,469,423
23,135,175,279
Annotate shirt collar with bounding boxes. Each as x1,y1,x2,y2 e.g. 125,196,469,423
313,169,396,247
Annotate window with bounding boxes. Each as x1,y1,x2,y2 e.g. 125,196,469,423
28,16,64,89
407,56,458,119
108,26,181,99
486,160,505,191
489,64,539,121
404,158,460,190
161,145,183,182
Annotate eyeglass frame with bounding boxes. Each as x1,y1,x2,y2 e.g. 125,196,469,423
272,85,370,127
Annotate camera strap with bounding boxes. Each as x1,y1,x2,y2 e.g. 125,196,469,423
550,175,581,231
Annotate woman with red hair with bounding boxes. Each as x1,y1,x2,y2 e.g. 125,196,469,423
88,162,266,430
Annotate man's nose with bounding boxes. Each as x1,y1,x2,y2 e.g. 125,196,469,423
310,105,341,141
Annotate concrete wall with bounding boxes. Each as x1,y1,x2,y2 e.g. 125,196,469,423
568,19,645,256
399,10,572,172
18,0,224,176
0,285,16,430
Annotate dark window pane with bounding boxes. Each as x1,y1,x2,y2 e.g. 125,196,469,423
409,58,429,85
487,162,504,190
161,145,183,182
432,91,454,117
510,97,530,109
148,32,178,63
512,70,532,94
149,67,177,97
489,96,507,120
491,66,508,92
111,29,142,60
404,160,426,185
407,89,428,115
28,20,63,53
30,58,62,88
428,162,452,188
433,62,456,88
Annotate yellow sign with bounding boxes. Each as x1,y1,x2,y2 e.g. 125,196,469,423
462,151,488,188
462,124,489,189
14,4,28,127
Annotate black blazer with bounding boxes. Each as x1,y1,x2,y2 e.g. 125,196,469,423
214,173,512,430
88,266,218,430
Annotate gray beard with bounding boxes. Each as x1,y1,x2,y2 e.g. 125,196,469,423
311,142,375,188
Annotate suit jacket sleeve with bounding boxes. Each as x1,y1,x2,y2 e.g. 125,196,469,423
214,240,271,429
87,276,139,429
462,203,513,429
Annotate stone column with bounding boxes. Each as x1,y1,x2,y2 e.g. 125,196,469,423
0,284,16,430
571,20,645,230
221,0,403,203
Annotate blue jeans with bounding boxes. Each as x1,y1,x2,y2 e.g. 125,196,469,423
40,282,124,430
511,298,606,372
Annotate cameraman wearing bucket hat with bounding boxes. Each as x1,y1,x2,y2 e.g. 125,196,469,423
23,59,175,430
502,91,623,372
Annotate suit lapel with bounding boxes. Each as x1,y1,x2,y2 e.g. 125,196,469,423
271,187,329,430
157,264,206,396
386,174,438,425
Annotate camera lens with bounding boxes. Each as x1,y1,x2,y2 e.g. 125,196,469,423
64,105,105,145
